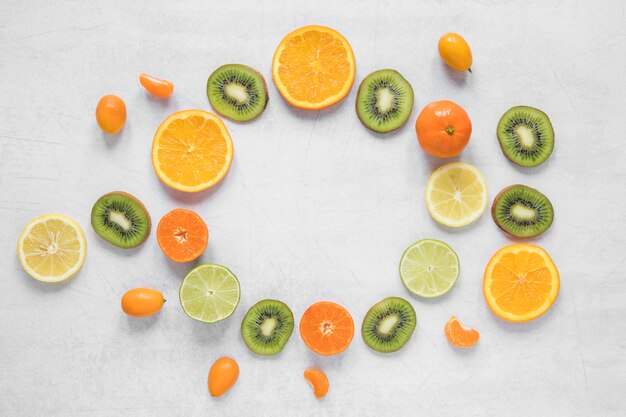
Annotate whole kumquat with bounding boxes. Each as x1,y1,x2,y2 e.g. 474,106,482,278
438,32,473,72
121,288,165,317
95,95,126,134
208,357,239,397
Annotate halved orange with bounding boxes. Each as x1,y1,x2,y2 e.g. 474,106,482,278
299,301,354,356
272,25,356,110
483,244,560,322
157,208,208,262
444,316,479,348
152,110,233,192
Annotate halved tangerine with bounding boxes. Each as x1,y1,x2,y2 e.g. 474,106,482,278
272,25,356,110
444,316,479,348
299,301,354,356
483,244,560,322
157,208,208,262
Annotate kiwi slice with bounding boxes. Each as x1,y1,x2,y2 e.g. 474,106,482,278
356,69,414,133
361,297,416,353
497,105,554,167
91,191,151,249
241,299,294,355
207,64,268,122
492,185,554,237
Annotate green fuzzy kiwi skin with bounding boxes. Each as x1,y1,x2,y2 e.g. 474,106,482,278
355,69,414,133
240,299,294,356
90,191,151,249
491,184,554,238
496,105,554,167
207,64,269,122
361,296,416,353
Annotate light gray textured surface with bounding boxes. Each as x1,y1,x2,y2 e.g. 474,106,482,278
1,0,625,416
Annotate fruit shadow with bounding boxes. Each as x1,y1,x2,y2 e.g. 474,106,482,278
123,310,162,332
19,265,78,293
188,317,233,345
486,301,559,333
429,207,489,235
438,59,469,86
157,169,229,204
281,94,350,122
98,126,123,148
356,115,414,140
90,232,149,257
506,158,553,176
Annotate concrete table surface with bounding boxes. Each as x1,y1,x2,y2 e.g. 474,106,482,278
1,0,624,416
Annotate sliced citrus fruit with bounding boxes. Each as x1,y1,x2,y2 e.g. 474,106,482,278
303,368,329,399
399,239,460,298
444,316,479,348
157,208,208,262
17,214,86,282
272,25,356,110
299,301,354,356
425,162,488,227
152,110,233,192
179,264,240,323
483,244,560,322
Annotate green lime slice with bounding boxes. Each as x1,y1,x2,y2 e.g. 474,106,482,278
179,264,240,323
399,239,460,298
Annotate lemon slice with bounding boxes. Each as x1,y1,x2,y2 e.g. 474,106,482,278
179,264,240,323
425,162,488,227
399,239,460,298
17,214,87,282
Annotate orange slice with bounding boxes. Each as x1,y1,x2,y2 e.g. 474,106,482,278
444,316,479,348
157,208,208,262
483,244,560,322
272,25,356,110
299,301,354,356
152,110,233,192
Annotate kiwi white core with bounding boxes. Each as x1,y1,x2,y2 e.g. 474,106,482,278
260,317,278,337
378,314,400,335
511,203,537,220
376,88,395,113
108,210,132,231
225,83,249,104
515,125,536,148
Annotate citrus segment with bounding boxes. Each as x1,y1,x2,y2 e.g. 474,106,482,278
152,110,233,192
425,162,488,227
399,239,460,298
299,301,354,356
17,214,86,282
272,25,355,110
444,316,479,348
483,244,559,322
179,264,240,323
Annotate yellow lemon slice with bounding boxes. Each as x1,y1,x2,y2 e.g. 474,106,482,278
17,214,86,282
425,162,488,227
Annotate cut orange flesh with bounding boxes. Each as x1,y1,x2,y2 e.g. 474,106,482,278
483,244,560,322
299,301,354,356
152,110,233,192
444,316,479,348
272,25,355,110
157,208,208,262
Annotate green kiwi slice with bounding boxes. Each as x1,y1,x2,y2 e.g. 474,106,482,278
356,69,414,133
361,297,416,353
492,185,554,238
497,105,554,167
91,191,151,249
207,64,268,122
241,299,294,355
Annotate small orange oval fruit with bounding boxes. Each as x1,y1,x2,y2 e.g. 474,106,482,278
208,357,239,397
304,368,329,399
96,95,126,134
121,288,164,317
139,73,174,98
438,32,473,72
416,100,472,158
444,316,479,348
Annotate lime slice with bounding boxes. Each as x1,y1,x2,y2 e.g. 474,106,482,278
17,214,87,282
399,239,460,298
179,264,240,323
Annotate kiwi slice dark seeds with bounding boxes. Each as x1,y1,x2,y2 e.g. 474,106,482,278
356,69,414,133
207,64,268,122
492,185,554,238
241,299,294,355
496,105,554,167
91,191,151,249
361,297,416,353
